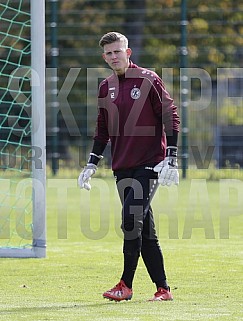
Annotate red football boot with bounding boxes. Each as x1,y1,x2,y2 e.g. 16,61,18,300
149,287,173,301
103,280,133,302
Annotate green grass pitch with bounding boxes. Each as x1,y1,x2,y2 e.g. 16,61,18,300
0,177,242,320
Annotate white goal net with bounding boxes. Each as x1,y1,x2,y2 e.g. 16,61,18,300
0,0,46,257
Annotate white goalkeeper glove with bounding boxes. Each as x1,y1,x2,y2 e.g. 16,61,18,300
154,146,179,186
78,152,103,191
78,163,97,191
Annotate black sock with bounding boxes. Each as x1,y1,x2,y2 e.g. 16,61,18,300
155,280,169,290
121,251,140,289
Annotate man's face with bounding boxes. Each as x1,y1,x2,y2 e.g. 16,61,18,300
102,40,132,75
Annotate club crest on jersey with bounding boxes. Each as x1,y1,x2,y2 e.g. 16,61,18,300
130,87,141,100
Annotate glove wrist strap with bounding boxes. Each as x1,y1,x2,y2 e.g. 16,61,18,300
166,146,178,158
87,153,103,165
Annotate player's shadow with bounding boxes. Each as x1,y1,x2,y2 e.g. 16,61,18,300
0,300,141,316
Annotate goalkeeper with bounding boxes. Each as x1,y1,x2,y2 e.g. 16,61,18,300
78,32,180,302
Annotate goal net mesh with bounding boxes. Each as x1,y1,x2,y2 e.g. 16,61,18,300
0,0,33,249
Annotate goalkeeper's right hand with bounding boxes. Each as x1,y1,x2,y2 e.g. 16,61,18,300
78,163,97,191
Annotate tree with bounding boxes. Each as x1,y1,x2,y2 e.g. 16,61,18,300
44,0,243,165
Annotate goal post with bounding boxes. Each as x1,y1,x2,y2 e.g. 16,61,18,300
31,0,46,258
0,0,46,258
31,0,46,257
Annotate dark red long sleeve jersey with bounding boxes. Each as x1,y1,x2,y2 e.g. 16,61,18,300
94,62,180,171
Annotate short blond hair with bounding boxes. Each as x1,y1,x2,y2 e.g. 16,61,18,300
99,32,128,48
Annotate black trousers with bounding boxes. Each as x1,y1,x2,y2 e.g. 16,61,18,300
114,165,167,289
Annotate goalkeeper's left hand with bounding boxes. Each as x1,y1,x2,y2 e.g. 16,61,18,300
154,146,179,186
